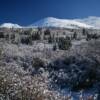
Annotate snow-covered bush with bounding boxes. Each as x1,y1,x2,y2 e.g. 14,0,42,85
48,55,100,91
32,57,45,70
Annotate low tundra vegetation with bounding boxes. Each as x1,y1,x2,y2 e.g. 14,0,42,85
0,28,100,99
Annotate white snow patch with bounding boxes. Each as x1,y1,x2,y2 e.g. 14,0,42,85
0,23,22,28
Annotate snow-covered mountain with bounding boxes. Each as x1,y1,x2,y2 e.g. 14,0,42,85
75,16,100,29
0,23,22,28
30,17,93,29
1,16,100,29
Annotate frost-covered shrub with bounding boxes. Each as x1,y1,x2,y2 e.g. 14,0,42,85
10,34,15,40
32,58,45,70
0,63,67,100
63,56,77,65
49,55,100,91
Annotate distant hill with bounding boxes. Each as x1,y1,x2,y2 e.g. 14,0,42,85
29,17,93,29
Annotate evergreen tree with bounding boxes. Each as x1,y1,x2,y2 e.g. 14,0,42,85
44,29,50,35
82,28,87,36
73,32,77,40
32,32,41,40
58,37,72,50
48,35,53,43
53,44,57,51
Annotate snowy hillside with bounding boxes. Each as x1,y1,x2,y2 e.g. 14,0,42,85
30,17,93,29
75,16,100,29
0,23,22,28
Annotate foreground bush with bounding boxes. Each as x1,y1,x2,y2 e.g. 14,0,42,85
32,58,45,70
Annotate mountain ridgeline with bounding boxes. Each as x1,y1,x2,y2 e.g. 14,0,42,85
1,16,100,29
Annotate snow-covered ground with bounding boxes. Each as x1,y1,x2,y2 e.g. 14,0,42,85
72,39,87,46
